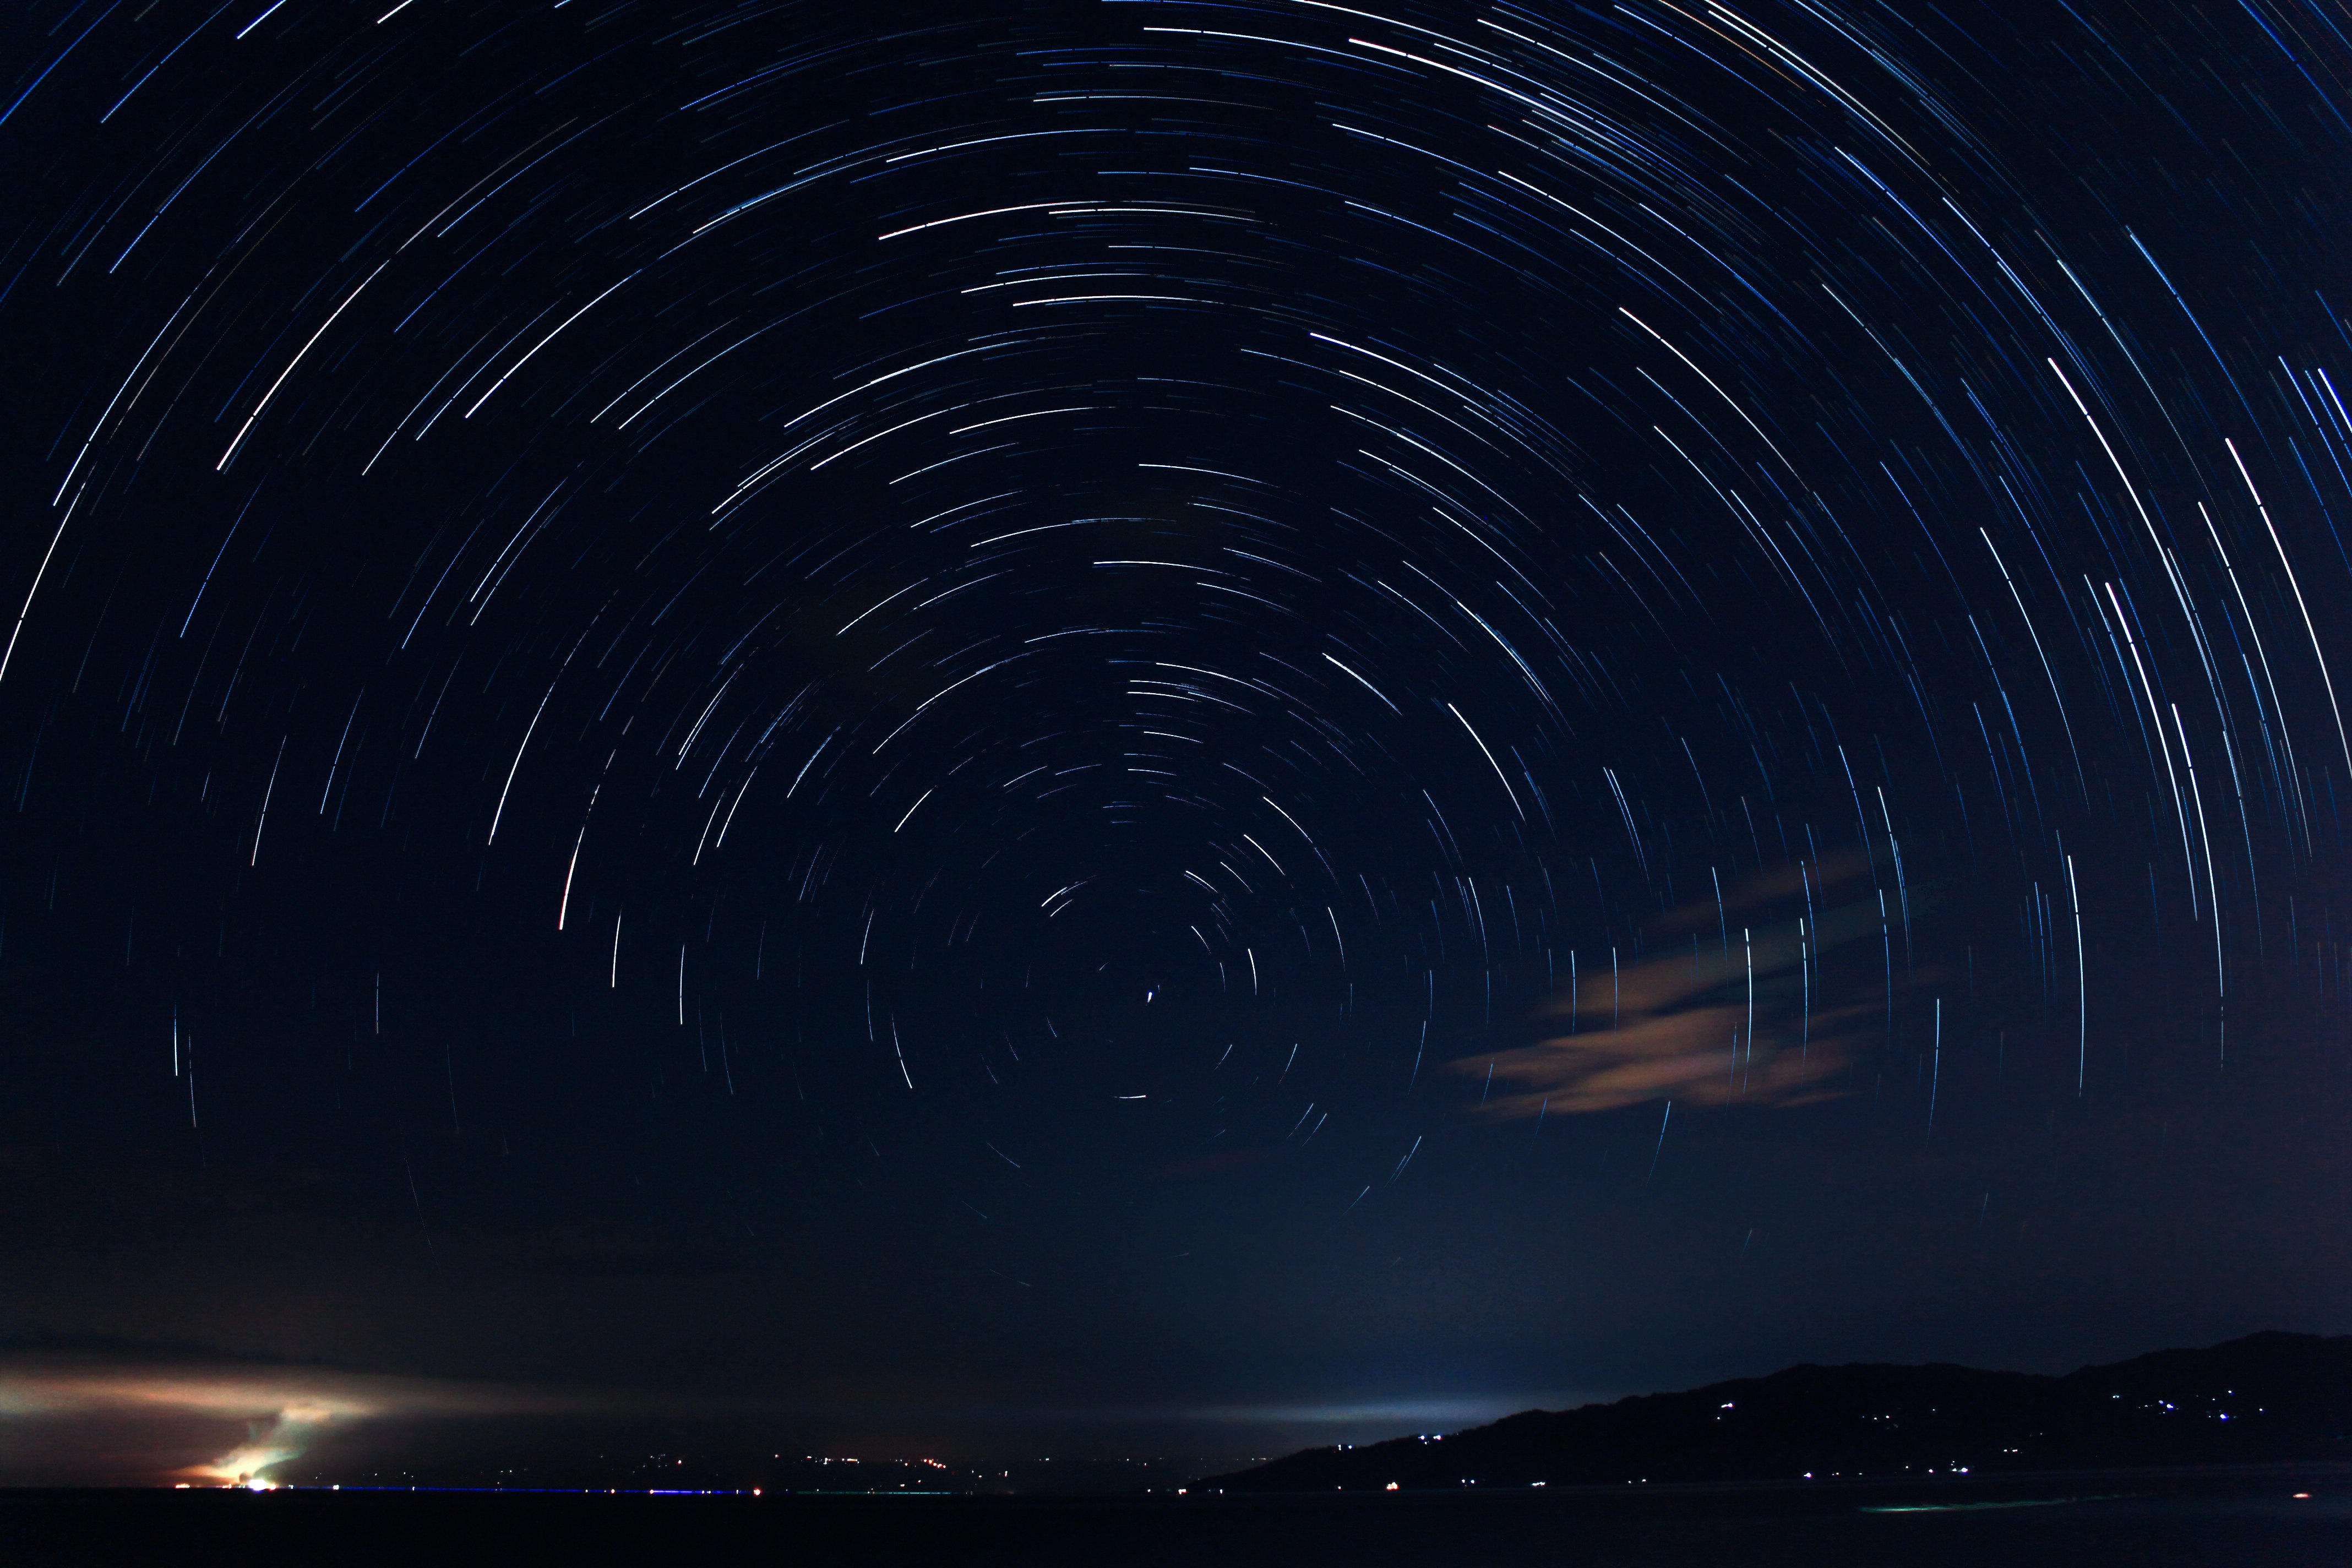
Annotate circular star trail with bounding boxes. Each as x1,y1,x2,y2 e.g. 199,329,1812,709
5,0,2350,1406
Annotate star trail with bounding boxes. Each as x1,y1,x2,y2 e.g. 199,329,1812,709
4,0,2350,1485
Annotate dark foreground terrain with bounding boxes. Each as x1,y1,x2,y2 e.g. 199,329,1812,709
7,1467,2350,1566
1209,1332,2352,1492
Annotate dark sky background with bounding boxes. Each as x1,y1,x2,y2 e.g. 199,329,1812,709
3,0,2350,1489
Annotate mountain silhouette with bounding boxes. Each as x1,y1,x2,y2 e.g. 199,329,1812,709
1201,1332,2352,1491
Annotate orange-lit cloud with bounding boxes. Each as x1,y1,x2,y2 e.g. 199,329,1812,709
1456,853,1924,1115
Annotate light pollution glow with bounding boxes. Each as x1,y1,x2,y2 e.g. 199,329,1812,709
0,1360,595,1486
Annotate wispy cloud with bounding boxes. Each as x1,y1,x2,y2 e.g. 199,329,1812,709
1457,854,1921,1115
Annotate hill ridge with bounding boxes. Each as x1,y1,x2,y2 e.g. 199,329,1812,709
1200,1332,2352,1492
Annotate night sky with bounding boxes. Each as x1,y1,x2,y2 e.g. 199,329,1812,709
3,0,2350,1489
